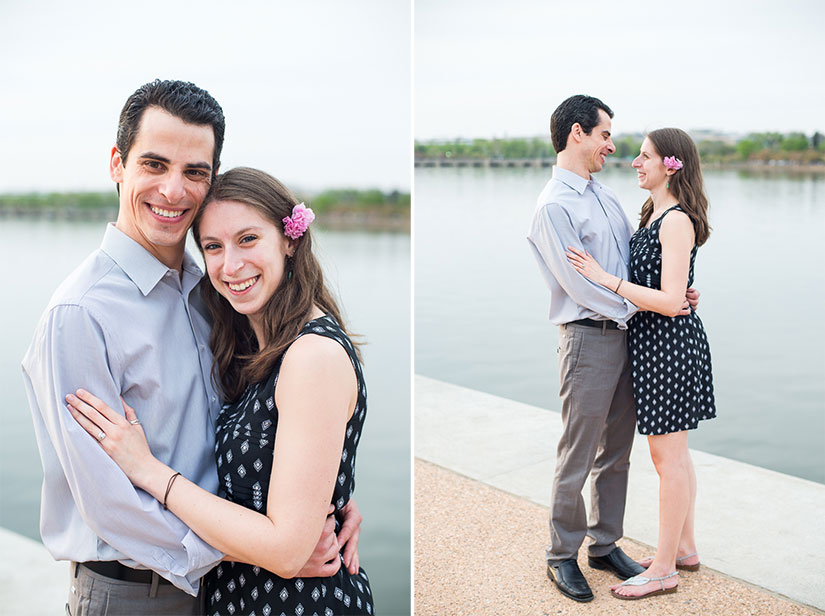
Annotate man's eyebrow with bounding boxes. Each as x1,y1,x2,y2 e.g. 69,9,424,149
138,152,171,163
601,130,612,137
138,152,212,171
185,161,212,171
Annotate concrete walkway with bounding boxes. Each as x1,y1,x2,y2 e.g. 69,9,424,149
0,527,67,615
415,375,825,612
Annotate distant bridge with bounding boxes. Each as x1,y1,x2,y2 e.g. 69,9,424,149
414,157,629,169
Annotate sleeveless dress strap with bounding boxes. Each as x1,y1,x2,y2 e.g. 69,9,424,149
651,204,684,229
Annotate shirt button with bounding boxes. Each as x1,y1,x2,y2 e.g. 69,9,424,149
211,396,217,403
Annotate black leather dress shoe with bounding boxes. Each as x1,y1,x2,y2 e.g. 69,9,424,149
588,546,645,580
546,559,594,602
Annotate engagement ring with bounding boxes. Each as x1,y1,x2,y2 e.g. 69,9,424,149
129,419,141,425
97,431,106,441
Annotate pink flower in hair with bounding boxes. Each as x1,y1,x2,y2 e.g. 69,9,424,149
663,156,683,171
282,203,315,239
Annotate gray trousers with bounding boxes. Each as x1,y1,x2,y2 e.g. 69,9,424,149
546,322,636,565
67,563,203,616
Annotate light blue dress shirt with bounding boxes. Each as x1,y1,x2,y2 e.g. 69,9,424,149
527,166,638,329
22,224,224,595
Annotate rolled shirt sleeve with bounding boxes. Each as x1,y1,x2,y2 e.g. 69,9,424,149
23,303,223,595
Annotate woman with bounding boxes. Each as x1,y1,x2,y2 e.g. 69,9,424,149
67,167,374,615
567,128,716,600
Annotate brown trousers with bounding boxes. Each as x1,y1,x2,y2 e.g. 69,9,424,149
545,322,637,565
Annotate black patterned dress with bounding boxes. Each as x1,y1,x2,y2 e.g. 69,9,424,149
627,205,716,435
206,315,374,616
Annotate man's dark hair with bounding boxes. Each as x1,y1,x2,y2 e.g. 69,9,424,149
116,79,225,178
550,95,613,154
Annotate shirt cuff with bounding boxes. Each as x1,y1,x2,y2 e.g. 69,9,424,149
155,530,225,595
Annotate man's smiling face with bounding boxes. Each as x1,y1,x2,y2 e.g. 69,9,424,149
110,106,215,268
581,109,616,174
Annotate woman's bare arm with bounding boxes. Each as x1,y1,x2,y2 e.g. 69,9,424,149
68,334,356,578
567,210,695,317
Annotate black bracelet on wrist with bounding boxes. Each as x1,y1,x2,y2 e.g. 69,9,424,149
163,472,181,510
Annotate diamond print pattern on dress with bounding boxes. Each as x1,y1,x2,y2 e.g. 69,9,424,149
627,205,716,436
206,314,373,615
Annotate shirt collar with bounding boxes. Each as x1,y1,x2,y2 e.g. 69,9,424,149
100,224,202,296
551,165,591,196
181,248,204,280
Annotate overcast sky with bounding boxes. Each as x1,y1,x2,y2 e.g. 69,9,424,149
2,1,821,193
415,0,824,140
0,1,410,194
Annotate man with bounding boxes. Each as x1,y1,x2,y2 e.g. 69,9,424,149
23,80,358,615
527,95,696,602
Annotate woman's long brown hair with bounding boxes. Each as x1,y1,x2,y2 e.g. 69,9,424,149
639,128,711,246
192,167,358,403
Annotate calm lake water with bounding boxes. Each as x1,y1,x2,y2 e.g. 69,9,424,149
0,220,410,614
415,165,825,485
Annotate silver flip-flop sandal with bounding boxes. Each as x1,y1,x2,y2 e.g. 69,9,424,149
610,571,678,600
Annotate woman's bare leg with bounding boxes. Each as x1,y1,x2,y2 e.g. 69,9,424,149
612,431,689,598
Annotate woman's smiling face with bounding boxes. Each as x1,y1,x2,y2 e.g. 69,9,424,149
632,137,669,191
198,199,294,335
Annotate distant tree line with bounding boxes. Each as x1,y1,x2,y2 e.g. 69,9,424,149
0,188,410,215
415,138,556,160
416,132,825,164
310,189,410,213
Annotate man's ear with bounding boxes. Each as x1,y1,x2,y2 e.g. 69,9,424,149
570,122,583,143
109,146,124,183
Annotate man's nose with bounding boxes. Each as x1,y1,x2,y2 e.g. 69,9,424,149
159,174,186,204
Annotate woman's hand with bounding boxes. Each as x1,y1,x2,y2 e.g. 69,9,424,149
66,390,159,490
566,246,610,286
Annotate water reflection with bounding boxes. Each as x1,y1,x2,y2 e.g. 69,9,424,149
415,166,825,484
